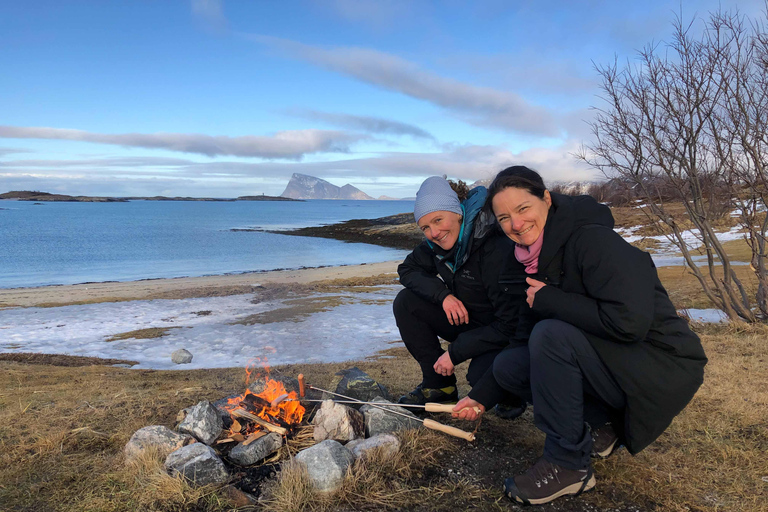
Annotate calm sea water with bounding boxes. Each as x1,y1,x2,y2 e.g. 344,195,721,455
0,200,415,289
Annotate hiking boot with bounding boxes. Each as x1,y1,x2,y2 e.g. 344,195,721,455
503,458,595,506
397,384,458,406
590,422,619,459
494,401,527,420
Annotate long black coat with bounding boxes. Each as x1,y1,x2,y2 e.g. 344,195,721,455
529,193,707,454
398,232,527,365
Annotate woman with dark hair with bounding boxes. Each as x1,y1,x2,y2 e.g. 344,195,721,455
452,166,707,505
394,176,528,416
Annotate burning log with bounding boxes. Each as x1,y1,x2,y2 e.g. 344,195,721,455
231,408,288,436
240,394,292,428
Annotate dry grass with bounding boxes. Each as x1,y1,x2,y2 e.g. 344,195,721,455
658,264,758,310
1,320,766,511
595,323,768,512
259,429,472,512
105,327,182,342
2,257,767,510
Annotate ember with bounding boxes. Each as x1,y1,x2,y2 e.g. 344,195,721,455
221,359,305,442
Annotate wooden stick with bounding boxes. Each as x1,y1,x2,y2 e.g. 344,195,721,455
243,431,268,445
231,408,287,435
270,393,289,409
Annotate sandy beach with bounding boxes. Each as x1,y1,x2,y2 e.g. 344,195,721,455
0,260,401,309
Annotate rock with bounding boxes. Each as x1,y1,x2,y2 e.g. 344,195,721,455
325,367,389,407
346,434,400,460
165,443,229,487
294,439,355,492
171,348,193,364
228,433,283,466
312,400,365,442
223,485,257,507
247,373,301,395
360,398,421,437
178,401,224,445
124,425,195,462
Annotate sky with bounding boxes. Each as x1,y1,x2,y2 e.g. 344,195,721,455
1,1,766,199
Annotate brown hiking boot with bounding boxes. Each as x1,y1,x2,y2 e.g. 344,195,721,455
503,458,595,506
590,422,620,459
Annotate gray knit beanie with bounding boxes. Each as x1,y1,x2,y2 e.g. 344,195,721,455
413,176,462,223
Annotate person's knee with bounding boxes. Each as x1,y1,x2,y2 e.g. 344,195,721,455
393,288,417,321
492,349,530,393
529,319,579,361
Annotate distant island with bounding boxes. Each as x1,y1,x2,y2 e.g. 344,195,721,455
0,191,301,202
1,173,412,202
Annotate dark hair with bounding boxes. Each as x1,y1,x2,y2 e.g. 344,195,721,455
486,165,547,205
447,178,470,201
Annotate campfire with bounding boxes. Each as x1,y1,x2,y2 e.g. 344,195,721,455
218,359,306,445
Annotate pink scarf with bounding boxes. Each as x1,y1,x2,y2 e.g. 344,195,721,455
514,231,544,274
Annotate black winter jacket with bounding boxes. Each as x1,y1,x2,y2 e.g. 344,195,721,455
472,193,707,454
398,232,527,366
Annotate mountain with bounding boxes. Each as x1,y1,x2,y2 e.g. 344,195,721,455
280,173,373,200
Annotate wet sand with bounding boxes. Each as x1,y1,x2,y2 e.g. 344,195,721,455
0,260,400,309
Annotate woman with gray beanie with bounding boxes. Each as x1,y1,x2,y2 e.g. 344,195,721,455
394,176,529,415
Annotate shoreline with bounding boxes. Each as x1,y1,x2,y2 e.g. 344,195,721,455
0,260,401,309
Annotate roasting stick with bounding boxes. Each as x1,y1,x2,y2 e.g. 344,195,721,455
293,378,475,442
290,374,480,414
274,397,480,414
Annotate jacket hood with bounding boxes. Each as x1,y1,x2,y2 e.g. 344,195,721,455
537,193,614,275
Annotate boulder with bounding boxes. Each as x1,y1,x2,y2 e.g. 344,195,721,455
324,367,388,407
294,439,355,492
178,400,224,445
228,432,283,466
360,398,421,437
346,434,400,460
247,373,300,395
124,425,194,462
165,443,229,487
171,348,193,364
312,400,365,442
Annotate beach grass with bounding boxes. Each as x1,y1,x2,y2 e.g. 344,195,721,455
1,319,766,511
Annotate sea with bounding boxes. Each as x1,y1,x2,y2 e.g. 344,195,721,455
0,199,415,289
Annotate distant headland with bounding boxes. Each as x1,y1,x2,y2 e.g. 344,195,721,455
0,191,301,202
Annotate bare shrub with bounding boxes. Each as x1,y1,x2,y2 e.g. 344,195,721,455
579,7,768,322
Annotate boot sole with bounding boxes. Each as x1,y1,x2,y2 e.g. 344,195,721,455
592,438,618,459
507,474,596,505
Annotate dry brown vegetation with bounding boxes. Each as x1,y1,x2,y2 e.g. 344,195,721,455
2,241,767,510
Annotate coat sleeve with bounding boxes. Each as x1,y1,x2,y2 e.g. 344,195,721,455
447,240,526,364
397,242,452,305
532,226,655,343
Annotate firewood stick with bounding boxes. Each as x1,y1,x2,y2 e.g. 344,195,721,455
231,408,287,435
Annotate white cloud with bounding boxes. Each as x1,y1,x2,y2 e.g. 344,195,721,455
251,35,561,136
0,126,369,160
0,139,598,197
285,108,436,141
191,0,228,34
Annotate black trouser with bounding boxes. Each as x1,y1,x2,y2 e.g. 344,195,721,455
393,288,499,389
493,319,626,470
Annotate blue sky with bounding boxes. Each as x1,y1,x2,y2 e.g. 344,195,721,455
1,0,765,198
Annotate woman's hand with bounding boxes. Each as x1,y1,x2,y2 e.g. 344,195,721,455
525,277,546,308
452,396,485,421
433,351,455,377
442,294,469,325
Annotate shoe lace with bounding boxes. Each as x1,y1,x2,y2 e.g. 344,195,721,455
528,458,560,488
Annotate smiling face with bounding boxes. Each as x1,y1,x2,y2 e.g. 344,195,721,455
417,210,463,251
491,187,551,246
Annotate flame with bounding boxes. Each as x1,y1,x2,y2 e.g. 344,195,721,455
223,358,305,437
